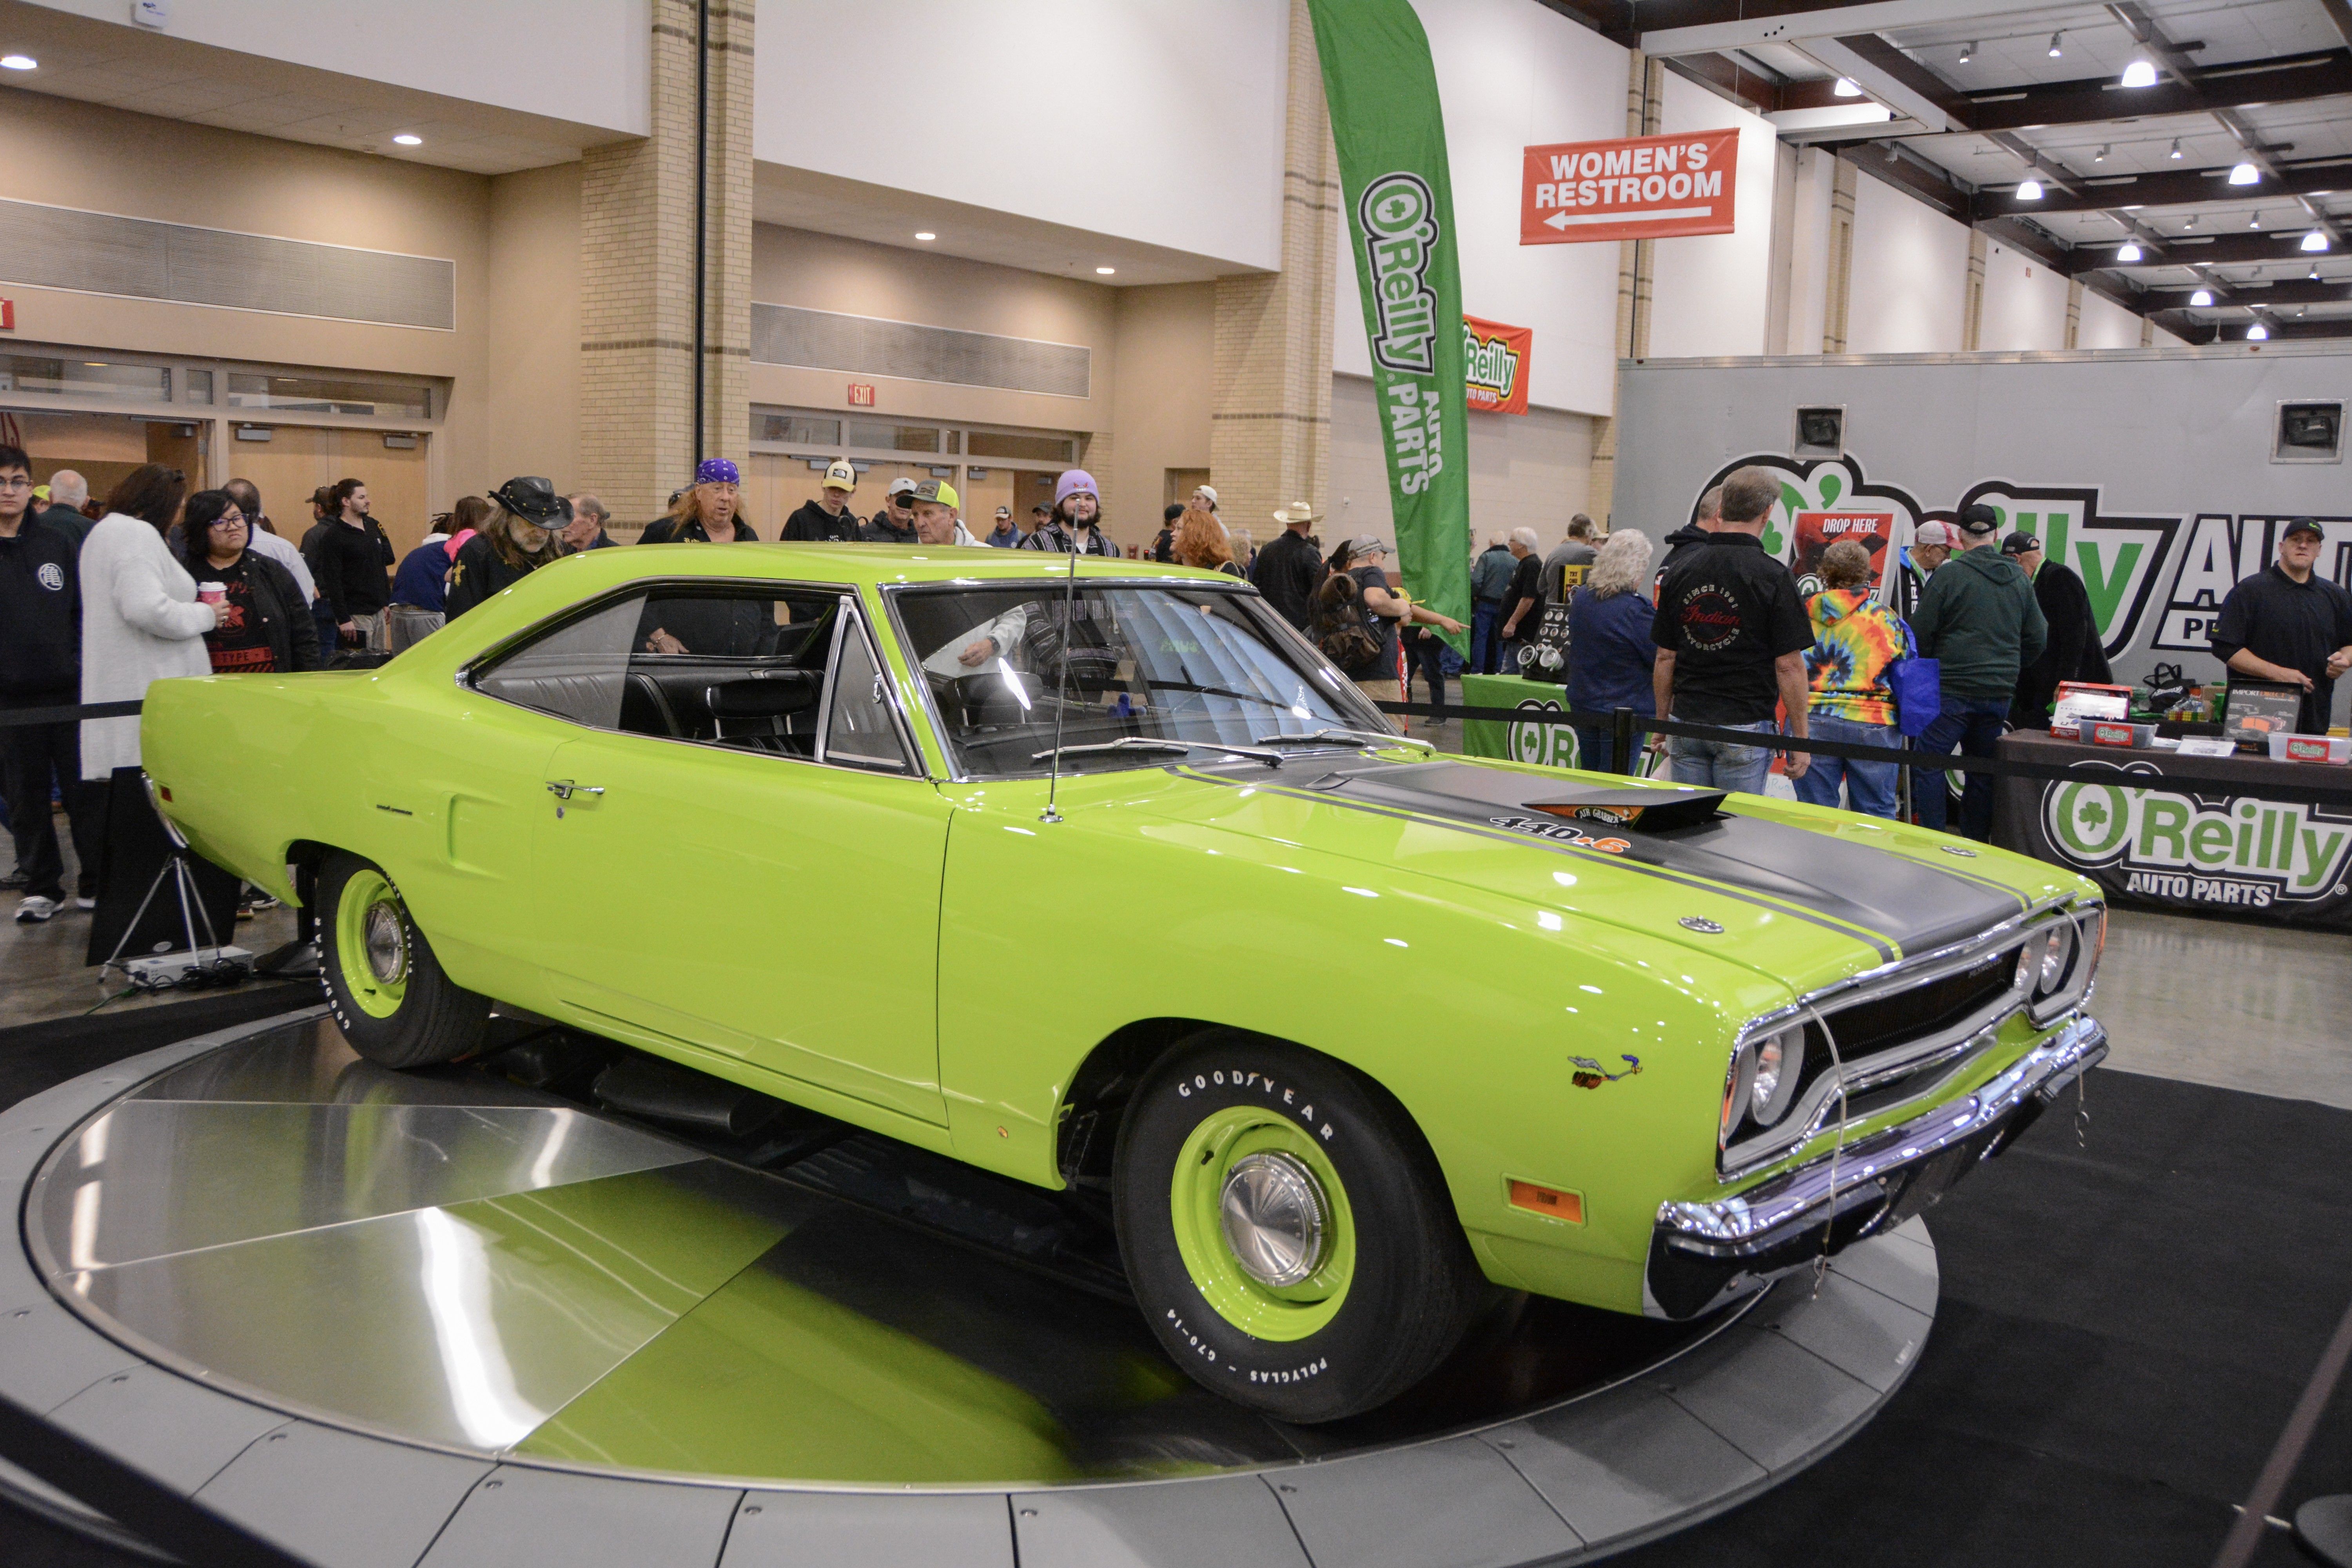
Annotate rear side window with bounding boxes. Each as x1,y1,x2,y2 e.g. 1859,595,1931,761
472,584,916,774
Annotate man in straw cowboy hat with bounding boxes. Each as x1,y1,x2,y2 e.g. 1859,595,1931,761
1250,499,1325,630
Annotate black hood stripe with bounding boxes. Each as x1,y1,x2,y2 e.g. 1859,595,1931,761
1173,765,1901,962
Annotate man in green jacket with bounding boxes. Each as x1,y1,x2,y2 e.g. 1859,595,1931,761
1909,503,2046,840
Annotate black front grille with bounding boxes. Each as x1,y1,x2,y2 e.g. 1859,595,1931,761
1811,950,2018,1064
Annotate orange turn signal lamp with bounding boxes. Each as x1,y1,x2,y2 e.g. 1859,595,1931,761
1508,1179,1584,1224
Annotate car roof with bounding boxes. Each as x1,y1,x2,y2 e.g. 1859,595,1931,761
557,542,1240,590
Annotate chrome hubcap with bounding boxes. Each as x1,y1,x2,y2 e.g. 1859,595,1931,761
362,902,407,985
1218,1151,1328,1287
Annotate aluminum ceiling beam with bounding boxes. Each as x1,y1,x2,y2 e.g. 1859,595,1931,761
1637,0,2061,58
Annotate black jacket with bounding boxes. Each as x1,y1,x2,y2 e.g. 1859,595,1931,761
311,517,396,619
1250,529,1325,630
35,504,89,549
780,501,858,542
860,515,918,544
0,521,80,701
1018,522,1120,556
641,516,758,545
1653,522,1712,593
445,535,567,619
196,551,321,674
2012,559,2110,724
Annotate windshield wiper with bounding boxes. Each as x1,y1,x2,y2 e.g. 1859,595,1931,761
1030,737,1284,768
1251,727,1435,753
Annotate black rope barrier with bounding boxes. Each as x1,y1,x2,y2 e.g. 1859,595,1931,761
0,700,143,728
1372,699,2352,809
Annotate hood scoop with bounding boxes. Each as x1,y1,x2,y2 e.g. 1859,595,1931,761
1522,789,1725,833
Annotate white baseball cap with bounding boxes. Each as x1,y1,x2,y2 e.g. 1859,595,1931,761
1913,521,1957,548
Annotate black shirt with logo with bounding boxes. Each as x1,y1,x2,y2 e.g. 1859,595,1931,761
2211,562,2352,733
198,557,275,674
0,521,79,701
1651,532,1812,726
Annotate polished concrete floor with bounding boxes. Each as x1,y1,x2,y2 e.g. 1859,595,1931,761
0,811,297,1029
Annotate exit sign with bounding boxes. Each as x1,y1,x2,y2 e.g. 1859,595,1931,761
0,300,14,330
848,383,875,407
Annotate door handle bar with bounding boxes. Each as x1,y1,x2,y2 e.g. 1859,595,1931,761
545,780,606,801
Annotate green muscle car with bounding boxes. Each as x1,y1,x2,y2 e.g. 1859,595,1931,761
142,544,2107,1422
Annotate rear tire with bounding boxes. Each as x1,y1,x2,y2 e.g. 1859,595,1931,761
317,851,488,1069
1113,1033,1483,1423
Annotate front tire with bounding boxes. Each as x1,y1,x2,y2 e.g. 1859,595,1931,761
317,852,487,1069
1114,1033,1483,1422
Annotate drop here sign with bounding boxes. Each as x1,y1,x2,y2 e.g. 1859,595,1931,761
1521,129,1739,245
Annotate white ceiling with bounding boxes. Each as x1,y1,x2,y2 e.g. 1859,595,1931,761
0,0,629,175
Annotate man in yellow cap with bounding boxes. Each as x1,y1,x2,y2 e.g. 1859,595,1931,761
909,479,979,547
782,458,860,541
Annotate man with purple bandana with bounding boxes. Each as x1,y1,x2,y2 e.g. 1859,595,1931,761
643,458,757,544
1017,469,1119,556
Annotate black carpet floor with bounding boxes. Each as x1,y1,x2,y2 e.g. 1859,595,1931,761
0,1015,2343,1567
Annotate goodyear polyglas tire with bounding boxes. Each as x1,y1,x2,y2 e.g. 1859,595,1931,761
1113,1033,1483,1422
317,851,488,1069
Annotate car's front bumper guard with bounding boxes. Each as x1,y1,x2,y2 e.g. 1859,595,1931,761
1642,1013,2107,1320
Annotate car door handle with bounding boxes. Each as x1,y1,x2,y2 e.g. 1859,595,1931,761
545,780,605,801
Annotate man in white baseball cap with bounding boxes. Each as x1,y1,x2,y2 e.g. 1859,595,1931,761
1896,519,1958,620
783,459,860,541
862,476,919,543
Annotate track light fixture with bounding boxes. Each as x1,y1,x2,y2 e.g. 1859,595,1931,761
2311,266,2323,281
1958,41,1975,65
2250,212,2263,230
2183,214,2198,229
2120,60,2157,88
2093,145,2109,163
2168,138,2183,161
2047,32,2063,58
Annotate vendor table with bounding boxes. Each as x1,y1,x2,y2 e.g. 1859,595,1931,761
1458,673,1581,768
1994,730,2352,929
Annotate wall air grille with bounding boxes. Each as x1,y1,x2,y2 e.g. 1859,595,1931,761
0,198,455,330
751,303,1090,399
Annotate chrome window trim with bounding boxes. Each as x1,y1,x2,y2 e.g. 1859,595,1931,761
875,576,1387,784
816,599,924,777
1717,898,2102,1180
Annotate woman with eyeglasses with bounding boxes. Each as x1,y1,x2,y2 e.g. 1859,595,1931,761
177,489,320,676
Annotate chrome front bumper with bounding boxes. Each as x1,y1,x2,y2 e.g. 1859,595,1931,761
1644,1013,2107,1319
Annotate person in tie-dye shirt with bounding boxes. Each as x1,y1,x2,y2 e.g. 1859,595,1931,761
1795,539,1913,818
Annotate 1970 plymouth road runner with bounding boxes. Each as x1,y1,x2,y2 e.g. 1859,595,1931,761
143,544,2107,1421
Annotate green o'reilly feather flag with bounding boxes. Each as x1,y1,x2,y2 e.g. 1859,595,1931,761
1307,0,1471,650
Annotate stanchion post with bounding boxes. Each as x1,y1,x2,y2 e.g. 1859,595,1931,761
1613,707,1637,777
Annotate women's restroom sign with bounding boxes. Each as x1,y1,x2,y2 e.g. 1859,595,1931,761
1521,129,1739,245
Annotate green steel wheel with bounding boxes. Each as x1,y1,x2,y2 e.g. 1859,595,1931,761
316,851,488,1069
1114,1032,1485,1423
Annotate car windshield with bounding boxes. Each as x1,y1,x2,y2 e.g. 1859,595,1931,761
889,581,1390,777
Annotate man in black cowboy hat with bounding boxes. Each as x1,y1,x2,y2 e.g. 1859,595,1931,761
444,477,573,620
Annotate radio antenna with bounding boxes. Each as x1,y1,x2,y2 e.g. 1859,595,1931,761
1039,526,1083,824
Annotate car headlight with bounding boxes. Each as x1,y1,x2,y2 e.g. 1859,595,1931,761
2034,922,2076,996
2013,942,2036,991
1721,1040,1757,1145
1749,1025,1806,1127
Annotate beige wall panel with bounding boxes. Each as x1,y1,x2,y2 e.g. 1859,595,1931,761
486,162,584,499
0,91,494,511
220,425,434,558
1330,373,1593,558
4,410,149,503
749,223,1115,441
1107,282,1214,548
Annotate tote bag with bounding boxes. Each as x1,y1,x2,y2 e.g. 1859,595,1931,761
1889,656,1942,739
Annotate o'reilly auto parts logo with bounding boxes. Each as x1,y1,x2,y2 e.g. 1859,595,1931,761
1463,321,1520,408
2045,773,2352,910
1360,172,1441,375
1507,696,1577,769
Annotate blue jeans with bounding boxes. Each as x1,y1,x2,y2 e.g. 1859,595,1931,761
1572,722,1649,775
1911,697,2007,839
1668,719,1777,794
1792,713,1902,818
1470,601,1504,674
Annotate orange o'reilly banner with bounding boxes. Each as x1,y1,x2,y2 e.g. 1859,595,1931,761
1521,129,1739,245
1463,316,1531,415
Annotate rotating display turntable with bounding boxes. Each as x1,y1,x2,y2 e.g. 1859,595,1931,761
0,1010,1940,1568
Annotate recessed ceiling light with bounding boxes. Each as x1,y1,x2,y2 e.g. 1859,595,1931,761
2168,138,2184,161
392,134,422,146
2117,241,2143,262
2302,230,2330,252
1832,78,1860,97
2047,32,2063,58
2190,288,2214,307
0,54,36,71
2120,60,2157,88
914,231,936,241
1094,266,1116,275
2016,178,2043,201
2229,162,2260,185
